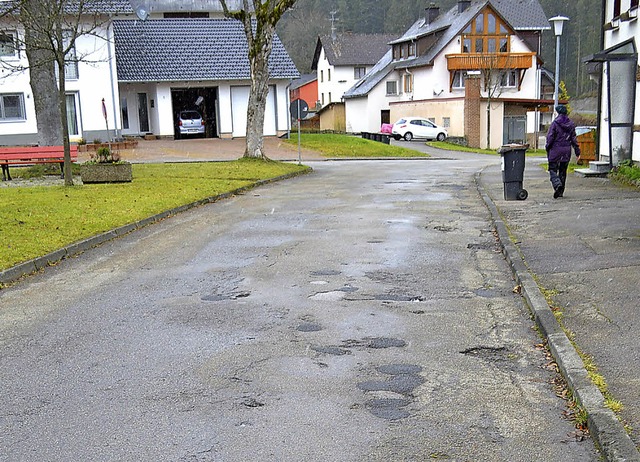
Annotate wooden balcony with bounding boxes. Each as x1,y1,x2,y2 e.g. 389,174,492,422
446,52,535,71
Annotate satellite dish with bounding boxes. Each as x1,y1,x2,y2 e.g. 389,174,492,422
129,0,150,20
135,7,149,20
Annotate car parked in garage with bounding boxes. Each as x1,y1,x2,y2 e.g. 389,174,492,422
177,110,205,137
392,117,447,141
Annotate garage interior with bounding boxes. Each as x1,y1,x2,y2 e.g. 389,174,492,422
171,87,218,139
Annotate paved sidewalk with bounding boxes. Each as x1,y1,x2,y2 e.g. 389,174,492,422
478,158,640,460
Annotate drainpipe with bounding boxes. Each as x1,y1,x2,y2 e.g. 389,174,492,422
595,0,606,161
107,17,120,140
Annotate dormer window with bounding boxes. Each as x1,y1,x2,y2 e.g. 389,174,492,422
408,43,416,57
461,9,511,54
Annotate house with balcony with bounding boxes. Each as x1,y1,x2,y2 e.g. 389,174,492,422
584,0,639,167
0,0,298,145
343,0,552,149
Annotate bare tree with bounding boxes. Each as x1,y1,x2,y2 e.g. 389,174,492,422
480,54,519,150
220,0,297,159
2,0,110,185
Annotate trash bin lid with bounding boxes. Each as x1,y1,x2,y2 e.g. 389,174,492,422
498,143,530,154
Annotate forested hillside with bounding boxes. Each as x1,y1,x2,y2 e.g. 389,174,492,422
277,0,602,97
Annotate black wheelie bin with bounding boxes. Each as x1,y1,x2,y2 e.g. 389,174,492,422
499,144,529,201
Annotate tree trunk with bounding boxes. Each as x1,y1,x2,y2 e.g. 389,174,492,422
55,27,73,186
22,0,62,146
244,26,275,159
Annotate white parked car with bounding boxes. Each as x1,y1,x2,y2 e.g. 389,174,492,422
392,117,447,141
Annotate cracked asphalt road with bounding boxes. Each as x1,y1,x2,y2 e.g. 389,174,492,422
0,157,598,461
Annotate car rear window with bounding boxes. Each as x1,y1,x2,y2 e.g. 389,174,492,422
181,111,201,119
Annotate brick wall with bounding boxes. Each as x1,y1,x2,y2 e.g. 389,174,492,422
464,74,481,148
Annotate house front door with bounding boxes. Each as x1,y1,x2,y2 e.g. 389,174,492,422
137,93,150,133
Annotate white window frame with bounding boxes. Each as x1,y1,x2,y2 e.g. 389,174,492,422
65,92,82,137
403,74,413,94
452,71,466,89
0,30,18,59
386,80,398,96
0,93,26,121
500,70,518,88
354,66,366,79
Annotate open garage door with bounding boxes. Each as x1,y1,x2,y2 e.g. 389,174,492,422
171,87,218,139
231,85,277,138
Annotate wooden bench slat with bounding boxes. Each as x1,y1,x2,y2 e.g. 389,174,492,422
1,145,79,181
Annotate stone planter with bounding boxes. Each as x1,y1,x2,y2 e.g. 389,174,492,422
80,163,133,184
77,141,139,152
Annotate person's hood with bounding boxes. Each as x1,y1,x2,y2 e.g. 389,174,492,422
555,114,574,131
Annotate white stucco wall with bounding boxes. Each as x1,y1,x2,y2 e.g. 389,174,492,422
0,23,119,143
601,0,640,162
317,46,376,106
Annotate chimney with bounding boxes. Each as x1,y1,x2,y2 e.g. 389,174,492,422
458,0,471,13
425,3,440,25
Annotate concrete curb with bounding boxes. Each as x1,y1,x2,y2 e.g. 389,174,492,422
475,171,640,462
0,167,312,287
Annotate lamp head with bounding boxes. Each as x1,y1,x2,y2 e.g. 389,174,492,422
549,16,569,36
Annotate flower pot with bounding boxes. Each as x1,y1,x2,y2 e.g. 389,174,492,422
80,163,133,184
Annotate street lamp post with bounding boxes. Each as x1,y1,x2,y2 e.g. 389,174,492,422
549,16,569,115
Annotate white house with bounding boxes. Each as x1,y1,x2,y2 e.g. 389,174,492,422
0,0,299,145
343,0,552,149
312,33,397,110
586,0,639,165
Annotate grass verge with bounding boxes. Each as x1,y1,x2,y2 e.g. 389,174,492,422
285,133,428,158
0,159,309,271
428,141,547,157
538,283,625,416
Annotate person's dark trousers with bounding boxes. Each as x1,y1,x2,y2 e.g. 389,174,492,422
548,161,568,197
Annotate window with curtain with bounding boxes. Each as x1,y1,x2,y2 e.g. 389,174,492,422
0,93,25,121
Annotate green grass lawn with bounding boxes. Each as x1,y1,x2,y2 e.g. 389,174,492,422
286,133,429,158
0,160,309,271
428,141,547,157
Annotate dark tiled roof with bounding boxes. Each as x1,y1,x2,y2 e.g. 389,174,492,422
345,0,549,98
315,33,399,67
113,19,299,82
0,0,134,15
290,73,317,90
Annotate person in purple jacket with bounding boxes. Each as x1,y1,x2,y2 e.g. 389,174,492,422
545,104,581,198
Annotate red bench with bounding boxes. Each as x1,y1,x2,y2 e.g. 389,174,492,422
0,145,78,181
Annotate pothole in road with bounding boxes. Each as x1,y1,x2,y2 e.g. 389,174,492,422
432,224,458,233
201,292,250,302
460,346,518,369
473,288,500,298
368,337,407,349
296,322,323,332
373,294,425,302
358,363,425,421
310,269,341,276
366,399,412,420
